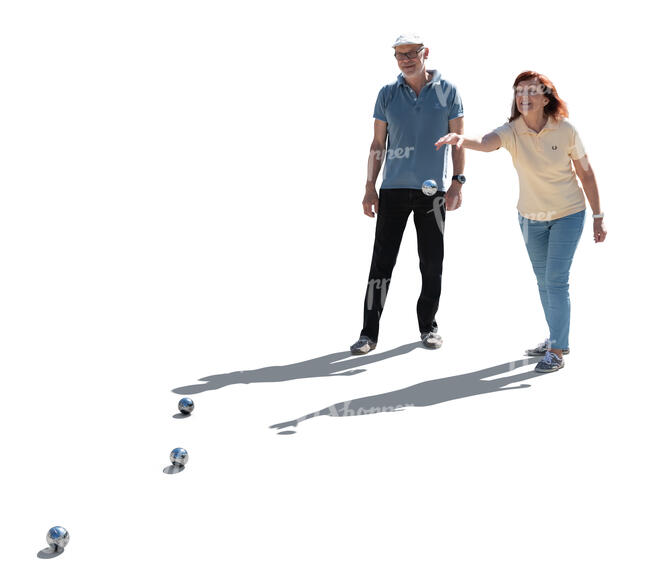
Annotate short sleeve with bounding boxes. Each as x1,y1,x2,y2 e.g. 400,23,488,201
373,87,388,122
568,124,587,160
493,122,515,154
448,85,464,120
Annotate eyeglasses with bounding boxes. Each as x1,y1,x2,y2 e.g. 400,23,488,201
394,47,425,61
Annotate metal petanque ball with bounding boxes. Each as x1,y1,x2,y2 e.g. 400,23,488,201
178,397,194,415
46,526,70,551
422,179,438,196
170,447,188,466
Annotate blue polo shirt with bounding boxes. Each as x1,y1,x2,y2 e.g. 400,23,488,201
373,70,463,191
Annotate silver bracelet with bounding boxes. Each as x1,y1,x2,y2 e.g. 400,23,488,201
592,213,604,219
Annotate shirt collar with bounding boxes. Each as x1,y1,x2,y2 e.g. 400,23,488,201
397,69,441,86
514,115,559,135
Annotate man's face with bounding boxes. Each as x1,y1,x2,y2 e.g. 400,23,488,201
394,43,427,77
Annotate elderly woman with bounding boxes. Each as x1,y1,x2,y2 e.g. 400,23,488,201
435,71,606,373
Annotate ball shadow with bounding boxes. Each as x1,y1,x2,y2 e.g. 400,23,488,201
37,547,64,559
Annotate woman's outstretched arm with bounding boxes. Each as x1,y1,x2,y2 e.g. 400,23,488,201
435,131,502,152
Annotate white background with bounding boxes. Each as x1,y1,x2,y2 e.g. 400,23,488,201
1,1,648,572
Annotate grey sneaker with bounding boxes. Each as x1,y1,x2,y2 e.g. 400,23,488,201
535,350,565,373
421,331,443,349
350,336,376,355
526,338,570,356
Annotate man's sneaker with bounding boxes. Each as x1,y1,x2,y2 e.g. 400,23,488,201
526,338,570,356
534,350,565,373
421,331,443,349
350,336,376,355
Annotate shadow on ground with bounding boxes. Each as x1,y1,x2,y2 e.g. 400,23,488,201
269,358,543,433
172,342,422,395
37,548,64,559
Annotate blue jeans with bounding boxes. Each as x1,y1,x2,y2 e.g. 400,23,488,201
518,210,585,350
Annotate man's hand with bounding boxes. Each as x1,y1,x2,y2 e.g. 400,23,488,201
593,218,607,243
363,184,379,217
445,180,463,211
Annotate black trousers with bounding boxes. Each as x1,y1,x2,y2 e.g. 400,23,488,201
360,188,446,342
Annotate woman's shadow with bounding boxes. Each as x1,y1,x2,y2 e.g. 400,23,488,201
270,358,543,433
172,342,422,395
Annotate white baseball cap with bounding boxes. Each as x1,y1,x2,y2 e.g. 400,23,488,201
392,34,424,48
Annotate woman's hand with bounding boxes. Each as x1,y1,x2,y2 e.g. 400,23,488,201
593,218,607,243
435,133,465,150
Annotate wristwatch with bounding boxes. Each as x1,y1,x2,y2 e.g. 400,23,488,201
452,174,466,184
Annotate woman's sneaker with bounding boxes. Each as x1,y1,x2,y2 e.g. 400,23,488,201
534,350,565,373
526,338,570,356
350,336,376,355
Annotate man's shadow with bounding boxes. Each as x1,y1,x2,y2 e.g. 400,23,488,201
172,342,422,395
270,358,543,433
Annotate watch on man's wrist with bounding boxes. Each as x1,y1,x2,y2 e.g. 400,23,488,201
452,174,466,184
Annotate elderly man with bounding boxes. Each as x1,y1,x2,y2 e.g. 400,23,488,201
350,34,465,355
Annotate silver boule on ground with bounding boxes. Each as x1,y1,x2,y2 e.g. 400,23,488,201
170,447,188,466
178,397,194,415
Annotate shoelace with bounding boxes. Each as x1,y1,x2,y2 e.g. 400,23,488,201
542,350,559,364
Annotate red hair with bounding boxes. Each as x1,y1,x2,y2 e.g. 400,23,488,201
509,71,569,122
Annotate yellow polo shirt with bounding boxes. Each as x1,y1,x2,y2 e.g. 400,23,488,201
493,117,587,221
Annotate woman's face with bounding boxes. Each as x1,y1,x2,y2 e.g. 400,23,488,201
515,79,550,116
